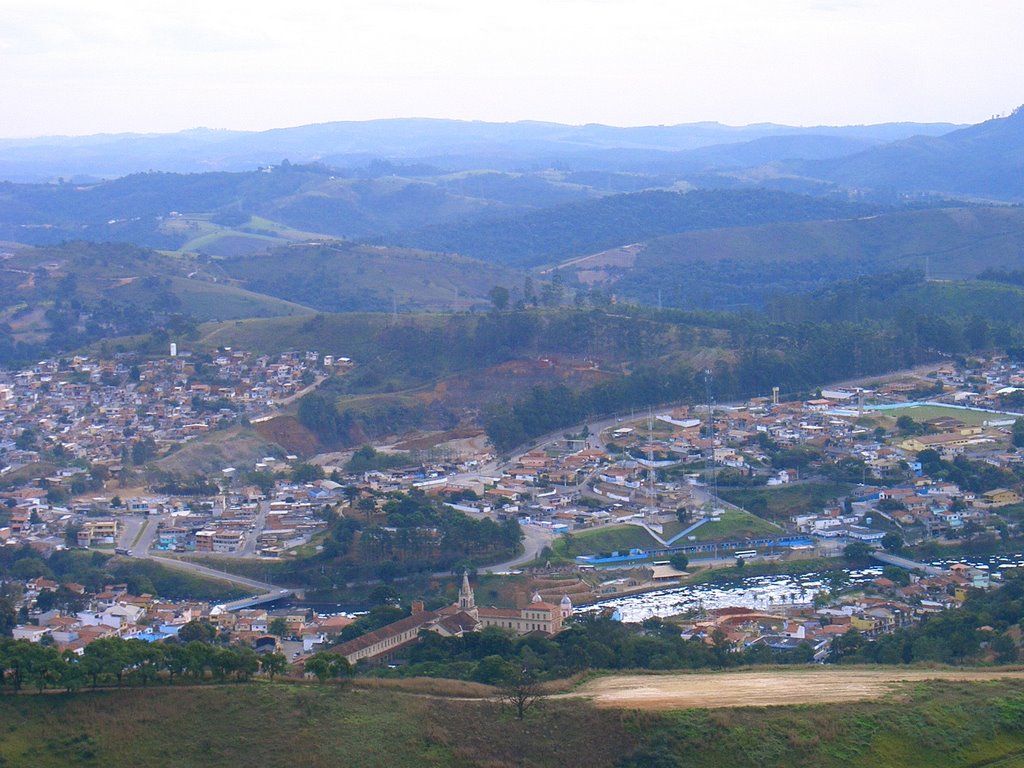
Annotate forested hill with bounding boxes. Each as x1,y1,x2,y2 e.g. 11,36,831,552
556,205,1024,310
391,189,884,268
787,107,1024,201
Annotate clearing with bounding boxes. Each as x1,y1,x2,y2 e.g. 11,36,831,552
574,667,1024,710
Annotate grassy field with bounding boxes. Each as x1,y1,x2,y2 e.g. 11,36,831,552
874,404,1013,427
689,507,782,541
1,676,1024,767
720,482,852,525
554,525,662,557
166,276,314,321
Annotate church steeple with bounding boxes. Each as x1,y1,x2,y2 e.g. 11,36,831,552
459,570,476,613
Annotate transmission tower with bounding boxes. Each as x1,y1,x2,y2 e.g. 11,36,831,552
646,410,656,510
704,369,719,510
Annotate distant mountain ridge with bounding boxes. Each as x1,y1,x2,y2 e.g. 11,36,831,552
0,118,962,182
785,107,1024,200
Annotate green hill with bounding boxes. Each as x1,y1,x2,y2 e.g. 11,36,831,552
0,164,592,249
393,188,881,269
0,241,320,364
556,206,1024,310
0,678,1022,767
213,242,525,313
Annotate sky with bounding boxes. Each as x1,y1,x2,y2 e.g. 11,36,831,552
1,0,1022,138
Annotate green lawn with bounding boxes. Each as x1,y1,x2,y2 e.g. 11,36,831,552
720,482,851,525
876,404,1009,427
690,507,782,541
555,524,661,557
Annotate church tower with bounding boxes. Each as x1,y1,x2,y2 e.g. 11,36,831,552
459,570,477,616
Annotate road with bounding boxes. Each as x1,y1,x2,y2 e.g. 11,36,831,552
237,501,269,557
115,512,290,599
481,524,555,573
144,552,289,595
273,373,328,407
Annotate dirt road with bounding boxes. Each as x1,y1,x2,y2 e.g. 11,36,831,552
573,668,1024,710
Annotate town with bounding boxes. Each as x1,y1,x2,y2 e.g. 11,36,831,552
4,342,1024,671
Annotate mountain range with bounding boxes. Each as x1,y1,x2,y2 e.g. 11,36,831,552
0,118,962,183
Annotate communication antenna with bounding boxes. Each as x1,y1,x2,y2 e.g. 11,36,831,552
646,409,656,508
704,369,719,505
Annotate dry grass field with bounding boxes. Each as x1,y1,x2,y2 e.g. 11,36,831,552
573,667,1024,710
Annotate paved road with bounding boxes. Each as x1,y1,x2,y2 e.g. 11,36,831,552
116,515,146,550
120,517,289,598
872,550,947,576
481,524,555,573
237,501,268,557
144,552,289,594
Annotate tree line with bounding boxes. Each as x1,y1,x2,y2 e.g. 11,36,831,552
0,636,286,693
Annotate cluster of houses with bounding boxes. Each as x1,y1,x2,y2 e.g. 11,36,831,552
0,474,339,561
0,346,348,476
421,359,1024,550
672,562,995,660
7,574,352,655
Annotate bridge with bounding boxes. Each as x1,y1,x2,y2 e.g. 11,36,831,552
215,589,295,612
147,554,294,612
871,551,947,576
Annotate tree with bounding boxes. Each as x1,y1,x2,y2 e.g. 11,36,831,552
881,532,904,554
1013,418,1024,448
85,637,129,687
488,285,510,312
499,668,545,720
0,596,15,637
292,463,325,483
473,654,517,685
260,652,288,680
303,652,351,682
268,617,289,638
992,633,1018,664
177,619,216,644
896,415,924,435
669,553,689,571
844,541,873,561
131,437,158,465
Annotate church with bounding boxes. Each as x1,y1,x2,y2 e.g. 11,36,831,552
330,573,573,666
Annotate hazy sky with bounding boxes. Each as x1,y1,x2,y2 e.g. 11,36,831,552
1,0,1021,137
